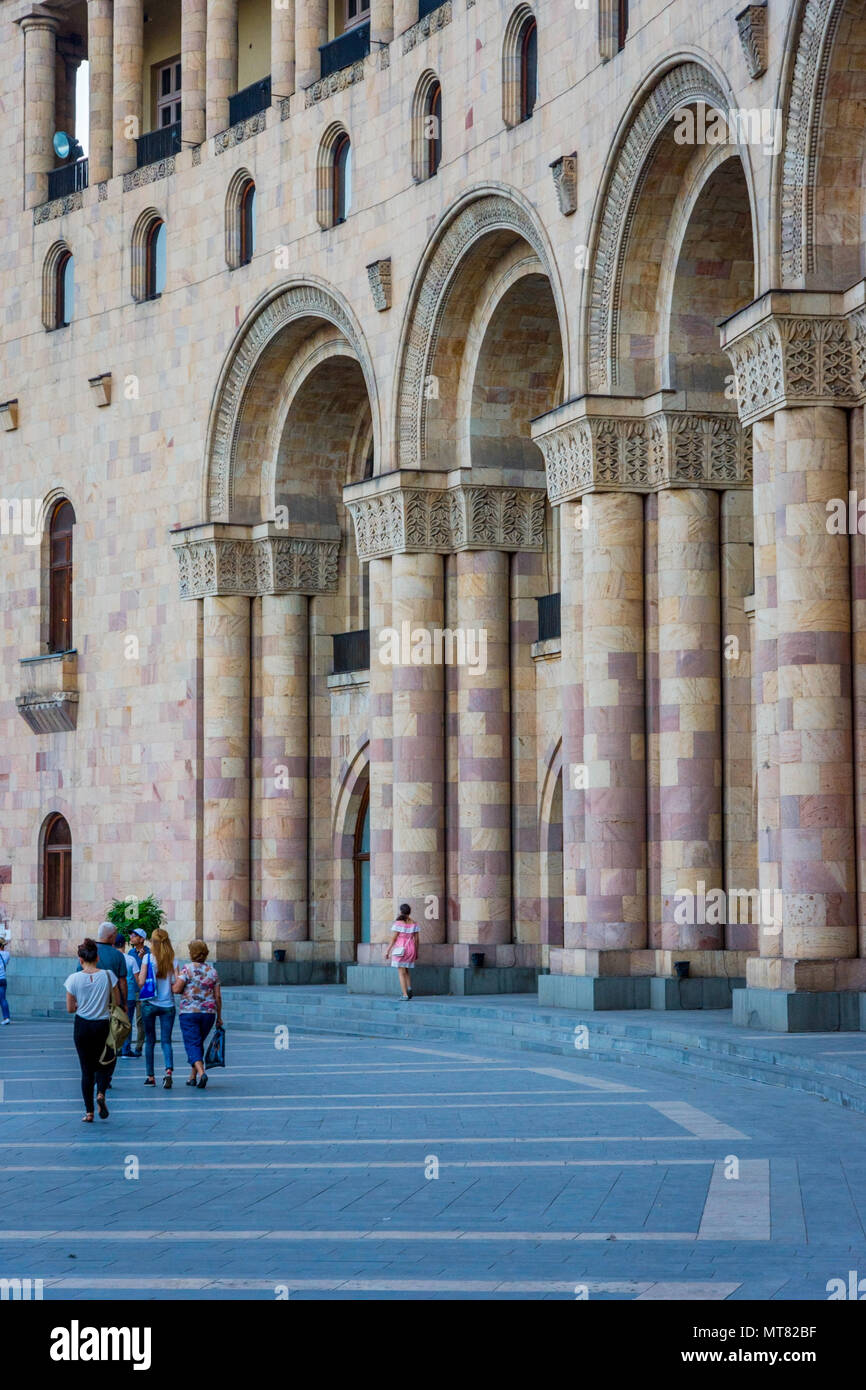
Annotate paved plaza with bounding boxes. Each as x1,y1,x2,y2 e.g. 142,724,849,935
2,1013,866,1300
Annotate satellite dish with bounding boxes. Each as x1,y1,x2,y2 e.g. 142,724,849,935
53,130,71,160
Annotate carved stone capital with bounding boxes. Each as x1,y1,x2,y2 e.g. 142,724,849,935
550,153,577,216
531,395,752,503
344,472,546,561
366,258,392,311
721,289,866,425
173,527,340,599
736,3,768,79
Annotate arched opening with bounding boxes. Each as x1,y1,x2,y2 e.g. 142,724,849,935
42,241,73,331
353,782,370,945
427,81,442,177
519,16,537,121
42,814,71,919
56,251,74,328
48,499,75,653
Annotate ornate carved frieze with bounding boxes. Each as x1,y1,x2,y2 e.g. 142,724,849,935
402,0,452,54
532,403,752,503
780,0,840,283
366,258,392,311
174,535,340,599
550,153,577,216
346,479,546,561
123,158,175,191
723,301,865,425
214,113,267,154
34,191,83,224
736,4,768,79
304,60,365,107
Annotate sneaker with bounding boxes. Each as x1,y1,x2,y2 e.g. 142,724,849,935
144,1077,155,1086
1,1019,10,1026
163,1072,173,1090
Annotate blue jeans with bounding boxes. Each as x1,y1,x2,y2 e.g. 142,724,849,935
0,979,8,1021
179,1011,215,1065
141,1002,175,1075
122,997,142,1055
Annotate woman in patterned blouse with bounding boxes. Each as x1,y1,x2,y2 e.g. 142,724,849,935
172,940,223,1089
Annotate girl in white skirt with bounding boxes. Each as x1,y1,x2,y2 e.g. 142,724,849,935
384,902,419,1000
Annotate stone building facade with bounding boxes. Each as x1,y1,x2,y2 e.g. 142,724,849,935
2,0,865,1028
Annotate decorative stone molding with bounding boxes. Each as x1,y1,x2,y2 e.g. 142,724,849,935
0,399,19,431
344,471,546,561
736,4,768,79
214,112,267,154
191,146,202,167
33,191,83,224
305,60,365,107
16,652,78,734
123,158,175,191
721,290,866,426
549,153,577,216
395,195,550,468
587,63,729,392
98,181,109,201
531,395,752,503
780,0,840,284
173,531,340,600
88,373,111,407
402,0,452,54
279,97,292,121
366,258,392,311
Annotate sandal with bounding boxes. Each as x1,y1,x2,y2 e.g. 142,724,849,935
163,1072,173,1089
96,1095,109,1120
82,1113,94,1123
186,1077,197,1086
197,1072,208,1089
144,1077,155,1086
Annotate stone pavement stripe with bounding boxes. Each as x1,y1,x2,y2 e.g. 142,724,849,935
527,1066,644,1094
697,1160,770,1241
634,1283,741,1300
649,1101,747,1140
32,1276,739,1296
0,1134,711,1145
0,1158,718,1172
0,1228,706,1242
0,1091,649,1104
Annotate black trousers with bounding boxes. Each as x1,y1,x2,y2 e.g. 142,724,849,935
73,1015,112,1111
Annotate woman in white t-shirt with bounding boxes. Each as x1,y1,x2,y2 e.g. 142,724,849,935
65,938,121,1122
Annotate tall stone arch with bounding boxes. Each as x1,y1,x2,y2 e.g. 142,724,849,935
204,278,379,521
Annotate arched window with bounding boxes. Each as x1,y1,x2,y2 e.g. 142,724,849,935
146,219,166,299
42,242,74,330
240,180,256,265
618,0,629,51
503,7,537,128
519,17,538,121
225,172,256,269
427,81,442,177
48,499,75,653
42,814,72,919
333,133,351,226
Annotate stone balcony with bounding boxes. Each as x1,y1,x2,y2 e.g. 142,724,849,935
16,651,79,733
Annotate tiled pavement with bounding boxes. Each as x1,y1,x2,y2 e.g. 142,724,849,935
1,1017,866,1300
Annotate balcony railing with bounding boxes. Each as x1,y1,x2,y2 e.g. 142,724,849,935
536,593,561,643
228,75,272,127
332,629,370,675
320,21,370,79
136,121,181,168
418,0,447,18
46,158,89,200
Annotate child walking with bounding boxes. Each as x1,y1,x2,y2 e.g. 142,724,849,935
384,902,419,1001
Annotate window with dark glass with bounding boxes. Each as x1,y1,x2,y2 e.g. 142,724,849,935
146,219,166,298
49,500,75,654
43,814,72,919
618,0,629,51
240,180,256,265
156,57,182,128
519,17,538,121
333,134,352,225
55,251,74,328
427,82,442,177
343,0,370,31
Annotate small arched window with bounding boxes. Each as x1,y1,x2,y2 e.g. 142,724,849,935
519,17,538,121
48,499,75,654
333,134,352,226
42,241,74,331
57,251,74,328
146,219,166,298
42,814,72,919
240,180,256,265
427,82,442,177
618,0,629,51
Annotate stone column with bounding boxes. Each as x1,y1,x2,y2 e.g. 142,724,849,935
391,552,446,944
774,406,856,963
721,489,757,950
370,0,394,46
18,12,59,208
394,0,416,35
112,0,143,178
559,500,585,954
295,0,328,92
203,595,251,946
368,557,394,954
751,417,780,958
207,0,239,137
87,0,113,185
257,594,308,943
582,491,647,950
657,488,723,949
182,0,207,147
453,550,511,948
271,0,296,99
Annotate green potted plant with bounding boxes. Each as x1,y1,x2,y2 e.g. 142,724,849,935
105,894,166,947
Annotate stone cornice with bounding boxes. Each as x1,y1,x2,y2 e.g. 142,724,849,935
344,472,546,561
531,394,752,504
173,524,340,599
721,286,866,425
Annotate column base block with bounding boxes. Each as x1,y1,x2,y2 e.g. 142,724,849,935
347,965,451,996
734,987,862,1033
212,960,345,987
538,973,651,1010
448,966,541,995
650,976,746,1011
